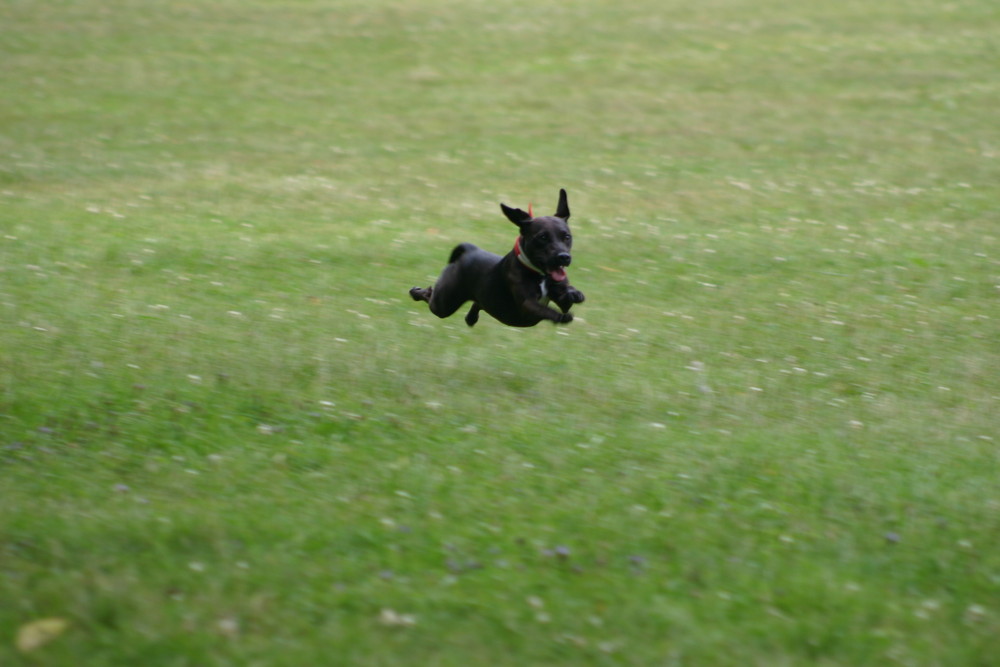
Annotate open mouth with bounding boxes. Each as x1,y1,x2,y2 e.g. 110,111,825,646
548,266,568,282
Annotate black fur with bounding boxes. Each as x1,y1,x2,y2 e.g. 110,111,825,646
410,189,585,327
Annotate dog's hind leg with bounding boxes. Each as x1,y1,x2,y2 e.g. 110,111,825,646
411,261,469,319
411,284,463,318
409,286,432,302
412,243,490,321
427,283,467,318
464,303,481,327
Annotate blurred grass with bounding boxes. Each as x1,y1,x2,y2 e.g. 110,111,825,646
2,0,1000,664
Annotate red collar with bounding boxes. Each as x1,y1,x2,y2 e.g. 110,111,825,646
513,236,544,275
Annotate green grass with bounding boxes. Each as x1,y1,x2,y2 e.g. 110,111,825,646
2,0,999,663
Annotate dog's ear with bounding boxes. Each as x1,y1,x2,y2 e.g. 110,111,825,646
554,188,570,220
501,203,532,226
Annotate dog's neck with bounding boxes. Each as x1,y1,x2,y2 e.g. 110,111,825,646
513,236,544,275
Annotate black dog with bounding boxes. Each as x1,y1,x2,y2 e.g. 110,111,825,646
410,189,585,327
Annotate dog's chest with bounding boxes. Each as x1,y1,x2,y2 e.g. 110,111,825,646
537,278,550,306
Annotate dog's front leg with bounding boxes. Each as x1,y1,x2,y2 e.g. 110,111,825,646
518,294,573,324
538,302,573,323
549,280,585,314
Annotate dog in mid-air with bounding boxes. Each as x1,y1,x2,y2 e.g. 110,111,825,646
409,189,585,327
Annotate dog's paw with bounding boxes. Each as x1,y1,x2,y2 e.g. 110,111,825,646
570,289,585,303
555,312,574,324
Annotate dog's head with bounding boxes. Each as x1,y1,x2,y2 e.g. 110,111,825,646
501,188,573,282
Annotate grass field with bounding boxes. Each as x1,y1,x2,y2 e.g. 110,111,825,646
3,0,999,663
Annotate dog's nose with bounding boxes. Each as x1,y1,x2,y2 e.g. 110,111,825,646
556,252,571,266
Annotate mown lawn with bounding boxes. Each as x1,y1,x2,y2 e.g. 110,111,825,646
2,0,999,664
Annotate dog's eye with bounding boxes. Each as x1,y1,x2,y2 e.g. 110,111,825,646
537,233,550,243
562,233,572,242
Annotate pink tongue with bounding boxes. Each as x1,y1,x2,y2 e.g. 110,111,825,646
549,267,567,282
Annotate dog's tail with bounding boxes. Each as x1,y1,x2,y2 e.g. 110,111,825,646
448,243,476,264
